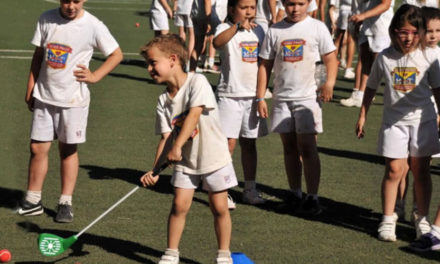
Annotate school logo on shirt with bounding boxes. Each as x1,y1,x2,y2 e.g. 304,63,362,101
281,39,306,63
172,110,199,139
46,43,72,69
391,67,418,92
240,41,258,63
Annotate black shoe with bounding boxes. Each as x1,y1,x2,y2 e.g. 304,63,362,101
17,200,44,216
300,196,322,217
276,193,302,213
55,203,73,223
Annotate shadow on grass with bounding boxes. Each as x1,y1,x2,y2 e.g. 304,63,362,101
399,246,440,262
0,186,23,209
16,221,200,264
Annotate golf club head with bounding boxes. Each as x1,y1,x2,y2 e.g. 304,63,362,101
38,233,77,257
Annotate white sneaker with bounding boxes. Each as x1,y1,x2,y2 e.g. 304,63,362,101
340,91,362,107
158,254,179,264
227,194,236,210
378,219,397,242
264,89,273,99
415,214,431,239
216,256,233,264
344,67,355,79
242,189,265,205
340,59,347,68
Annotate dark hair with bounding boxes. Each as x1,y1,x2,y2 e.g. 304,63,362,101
421,6,440,22
140,34,188,70
226,0,257,23
389,4,425,50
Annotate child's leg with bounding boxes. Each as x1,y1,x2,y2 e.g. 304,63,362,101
382,158,408,216
59,142,79,196
208,190,231,250
27,141,52,192
395,160,409,218
178,26,186,41
333,29,344,60
167,188,195,249
280,132,302,191
346,31,355,69
238,138,257,183
227,138,237,154
187,27,195,63
409,156,432,217
296,134,320,195
358,42,377,94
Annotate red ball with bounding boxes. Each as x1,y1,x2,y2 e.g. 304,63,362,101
0,249,11,263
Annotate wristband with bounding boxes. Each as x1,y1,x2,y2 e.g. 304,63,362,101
255,98,264,102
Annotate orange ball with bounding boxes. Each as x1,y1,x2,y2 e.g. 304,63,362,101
0,249,11,263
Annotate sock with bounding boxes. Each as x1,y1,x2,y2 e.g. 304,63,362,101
290,188,302,199
217,249,231,258
25,191,41,204
244,180,256,190
164,248,179,257
356,90,364,99
208,57,215,67
59,195,72,205
383,215,395,222
306,193,318,201
431,225,440,238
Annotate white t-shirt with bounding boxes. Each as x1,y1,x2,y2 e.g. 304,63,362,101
255,0,317,28
361,0,394,37
31,9,119,108
401,0,438,7
151,0,166,14
215,22,265,97
367,47,440,125
176,0,194,15
155,73,231,175
259,17,336,101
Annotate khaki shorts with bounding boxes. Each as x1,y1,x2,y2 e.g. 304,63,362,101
174,14,193,28
270,99,323,134
218,97,268,139
171,162,238,192
31,99,89,144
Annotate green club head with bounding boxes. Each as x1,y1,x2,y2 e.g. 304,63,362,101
38,233,77,257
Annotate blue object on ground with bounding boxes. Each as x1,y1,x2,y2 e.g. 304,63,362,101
231,252,254,264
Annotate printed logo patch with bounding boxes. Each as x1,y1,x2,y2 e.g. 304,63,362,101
391,67,418,92
47,43,72,69
281,39,305,62
240,41,258,63
172,110,199,139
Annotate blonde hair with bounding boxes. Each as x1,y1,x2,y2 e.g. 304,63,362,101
140,34,188,70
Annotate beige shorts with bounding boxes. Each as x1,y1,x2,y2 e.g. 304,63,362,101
31,99,89,144
270,99,323,134
218,97,268,139
171,162,238,192
174,14,193,28
378,120,440,158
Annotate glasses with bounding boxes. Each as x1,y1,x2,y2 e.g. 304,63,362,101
395,29,419,37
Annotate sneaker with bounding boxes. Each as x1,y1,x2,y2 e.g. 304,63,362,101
300,196,322,216
414,214,431,239
205,65,220,74
158,254,179,264
340,59,347,68
377,219,397,242
242,189,265,205
55,203,73,223
216,256,233,264
340,91,362,107
195,66,204,73
344,67,355,79
264,89,273,99
17,200,44,216
410,233,440,252
227,194,236,210
276,192,302,213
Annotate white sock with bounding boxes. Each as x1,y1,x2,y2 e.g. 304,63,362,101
25,191,41,204
356,90,364,99
217,249,231,258
431,225,440,238
244,181,256,190
306,193,318,201
208,57,215,67
383,215,396,222
59,195,72,205
164,248,179,257
290,188,302,199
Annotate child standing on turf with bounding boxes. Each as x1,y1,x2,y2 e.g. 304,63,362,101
140,34,237,264
213,0,268,205
356,4,440,242
257,0,337,216
19,0,123,223
150,0,173,36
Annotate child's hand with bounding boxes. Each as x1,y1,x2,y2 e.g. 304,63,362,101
356,116,366,139
349,13,365,24
257,100,269,118
317,82,333,102
74,65,99,84
25,96,34,112
240,18,257,31
166,8,173,19
140,171,159,187
167,146,182,163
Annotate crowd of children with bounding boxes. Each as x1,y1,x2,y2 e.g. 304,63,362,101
17,0,440,263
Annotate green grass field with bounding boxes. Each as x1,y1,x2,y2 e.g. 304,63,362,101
1,0,440,263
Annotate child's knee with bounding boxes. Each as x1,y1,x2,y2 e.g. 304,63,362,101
171,198,191,216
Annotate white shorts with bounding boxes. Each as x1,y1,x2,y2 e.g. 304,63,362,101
218,97,268,139
174,14,193,28
336,9,350,30
270,99,323,134
377,120,440,158
358,30,391,53
31,99,89,144
150,10,169,31
171,162,238,192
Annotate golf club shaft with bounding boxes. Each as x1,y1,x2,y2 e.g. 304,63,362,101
76,163,169,238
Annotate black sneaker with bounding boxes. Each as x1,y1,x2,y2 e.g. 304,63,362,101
276,192,302,213
410,233,440,252
55,203,73,223
17,200,44,216
300,196,322,217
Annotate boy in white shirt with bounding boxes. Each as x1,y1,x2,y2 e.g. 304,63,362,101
257,0,337,216
19,0,122,223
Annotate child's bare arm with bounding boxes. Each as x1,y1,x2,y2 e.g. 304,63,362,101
269,0,278,25
319,50,337,102
256,59,273,118
356,87,377,138
328,5,336,32
74,47,123,84
25,47,44,111
159,0,173,18
140,132,171,187
167,106,203,162
433,88,440,121
350,0,391,23
213,20,257,49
